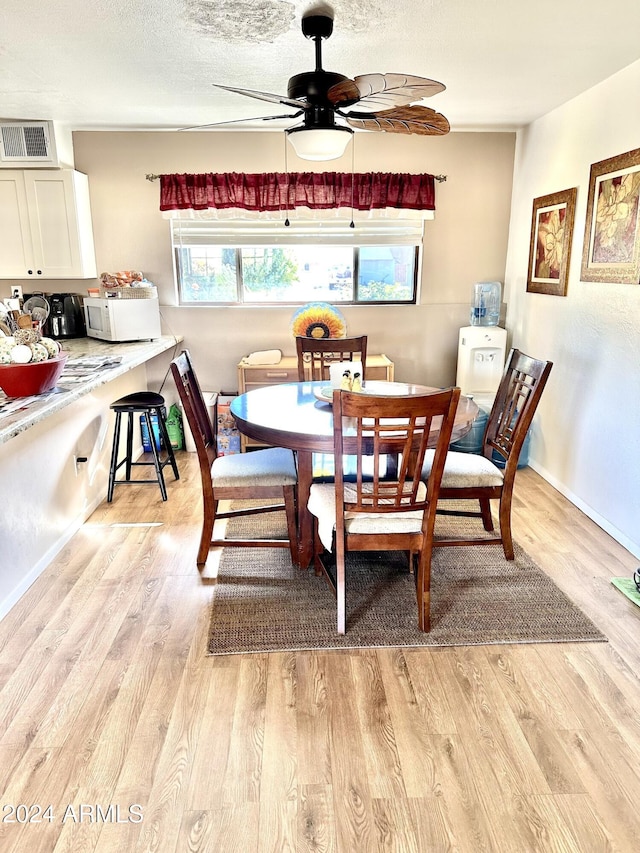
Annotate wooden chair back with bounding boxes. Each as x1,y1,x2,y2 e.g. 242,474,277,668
296,335,368,381
333,386,461,530
171,350,218,470
482,348,553,476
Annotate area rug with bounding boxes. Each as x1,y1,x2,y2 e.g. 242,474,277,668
207,505,606,654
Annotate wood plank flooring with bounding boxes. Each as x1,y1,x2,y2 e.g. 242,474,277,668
1,454,639,852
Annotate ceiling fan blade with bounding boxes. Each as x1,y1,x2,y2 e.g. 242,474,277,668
329,74,446,110
213,84,308,111
178,112,304,132
344,105,450,136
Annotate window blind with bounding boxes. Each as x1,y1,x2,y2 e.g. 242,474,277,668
171,217,424,248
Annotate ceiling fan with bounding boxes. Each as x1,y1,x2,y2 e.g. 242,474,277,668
189,11,450,161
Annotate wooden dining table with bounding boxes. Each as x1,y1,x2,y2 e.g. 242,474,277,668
230,380,479,568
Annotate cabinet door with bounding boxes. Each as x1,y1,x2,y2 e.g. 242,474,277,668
23,170,97,279
0,172,36,277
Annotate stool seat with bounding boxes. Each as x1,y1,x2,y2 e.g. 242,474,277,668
107,390,179,502
111,391,166,411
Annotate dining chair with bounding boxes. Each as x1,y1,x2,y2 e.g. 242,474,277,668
171,350,298,568
307,386,460,633
295,335,368,381
423,348,553,560
296,334,369,482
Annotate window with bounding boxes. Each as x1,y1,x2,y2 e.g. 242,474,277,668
172,219,422,305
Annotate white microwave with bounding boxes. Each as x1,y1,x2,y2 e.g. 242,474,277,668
84,296,162,342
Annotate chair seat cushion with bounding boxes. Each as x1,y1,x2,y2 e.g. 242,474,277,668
211,446,297,487
422,449,504,488
308,481,427,552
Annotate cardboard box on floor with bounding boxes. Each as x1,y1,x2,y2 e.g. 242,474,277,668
181,393,240,455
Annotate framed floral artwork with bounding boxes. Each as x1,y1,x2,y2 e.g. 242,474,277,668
526,187,577,296
580,147,640,284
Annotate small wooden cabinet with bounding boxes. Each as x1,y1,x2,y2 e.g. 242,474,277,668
237,354,394,451
0,169,97,279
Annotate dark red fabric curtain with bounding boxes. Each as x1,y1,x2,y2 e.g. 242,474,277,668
159,172,435,212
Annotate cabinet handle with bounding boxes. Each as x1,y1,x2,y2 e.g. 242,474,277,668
27,269,33,275
264,371,289,378
37,270,43,275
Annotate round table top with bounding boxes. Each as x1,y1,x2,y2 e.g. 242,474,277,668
231,380,479,454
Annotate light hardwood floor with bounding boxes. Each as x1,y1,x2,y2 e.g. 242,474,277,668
1,454,639,852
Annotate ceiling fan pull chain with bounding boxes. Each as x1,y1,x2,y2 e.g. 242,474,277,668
284,133,290,227
350,134,355,228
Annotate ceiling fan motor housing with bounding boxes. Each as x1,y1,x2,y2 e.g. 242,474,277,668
287,70,348,104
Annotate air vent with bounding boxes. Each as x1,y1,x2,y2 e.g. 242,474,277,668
0,121,60,167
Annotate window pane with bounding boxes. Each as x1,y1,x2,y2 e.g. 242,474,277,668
177,247,238,302
357,246,416,302
173,229,419,305
240,246,354,303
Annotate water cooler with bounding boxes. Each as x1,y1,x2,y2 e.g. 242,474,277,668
452,325,507,454
456,325,508,410
453,280,532,465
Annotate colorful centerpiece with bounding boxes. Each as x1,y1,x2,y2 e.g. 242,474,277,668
290,302,347,339
0,325,66,397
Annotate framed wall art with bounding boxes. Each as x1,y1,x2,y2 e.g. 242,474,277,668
580,147,640,284
527,187,577,296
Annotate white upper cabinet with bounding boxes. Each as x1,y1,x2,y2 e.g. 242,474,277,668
0,169,97,279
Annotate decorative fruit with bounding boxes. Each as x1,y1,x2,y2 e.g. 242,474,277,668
30,342,49,362
11,344,33,364
40,337,60,357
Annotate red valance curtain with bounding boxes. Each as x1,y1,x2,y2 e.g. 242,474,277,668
159,172,435,213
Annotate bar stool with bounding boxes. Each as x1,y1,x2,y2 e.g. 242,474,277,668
107,391,179,502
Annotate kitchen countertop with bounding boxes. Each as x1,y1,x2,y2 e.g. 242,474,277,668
0,335,183,445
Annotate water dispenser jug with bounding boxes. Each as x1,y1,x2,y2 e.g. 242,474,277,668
470,281,501,326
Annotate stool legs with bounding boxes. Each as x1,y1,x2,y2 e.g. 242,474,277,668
156,408,180,481
125,411,134,481
107,410,123,503
144,411,168,500
107,405,179,503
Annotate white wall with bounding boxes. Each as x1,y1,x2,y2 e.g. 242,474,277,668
0,365,147,618
504,59,640,558
69,130,515,393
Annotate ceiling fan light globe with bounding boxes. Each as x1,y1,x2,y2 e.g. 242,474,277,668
287,127,353,161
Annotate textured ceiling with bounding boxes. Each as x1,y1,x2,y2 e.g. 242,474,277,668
2,0,640,132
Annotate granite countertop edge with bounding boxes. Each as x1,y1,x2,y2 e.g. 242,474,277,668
0,335,182,445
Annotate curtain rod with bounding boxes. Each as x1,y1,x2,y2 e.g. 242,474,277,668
145,173,448,182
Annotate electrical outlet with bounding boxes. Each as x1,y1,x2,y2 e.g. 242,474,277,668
11,285,23,300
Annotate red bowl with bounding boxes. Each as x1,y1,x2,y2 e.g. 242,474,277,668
0,352,69,398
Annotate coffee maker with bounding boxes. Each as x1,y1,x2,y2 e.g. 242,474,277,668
44,293,86,339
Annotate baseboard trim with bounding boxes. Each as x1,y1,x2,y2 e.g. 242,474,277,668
0,490,105,622
529,459,640,561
